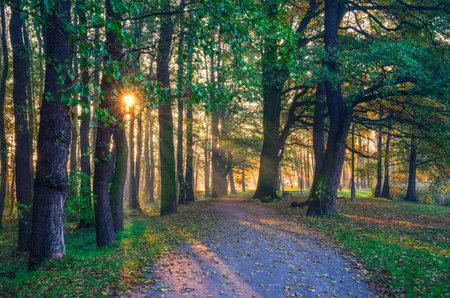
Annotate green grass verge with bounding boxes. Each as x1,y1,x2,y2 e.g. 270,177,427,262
0,201,218,297
266,195,450,296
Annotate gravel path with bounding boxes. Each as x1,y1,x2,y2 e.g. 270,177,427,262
132,197,373,297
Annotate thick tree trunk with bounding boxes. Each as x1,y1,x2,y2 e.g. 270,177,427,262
10,0,33,251
254,1,284,200
29,0,72,267
157,0,176,216
0,2,8,229
313,83,326,174
404,136,417,202
92,0,123,247
23,24,34,186
110,126,127,230
374,131,382,197
307,0,349,216
229,169,237,194
381,133,391,198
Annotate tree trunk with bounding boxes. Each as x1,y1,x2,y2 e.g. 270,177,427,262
157,0,176,216
313,83,326,175
307,0,349,216
242,169,246,192
92,0,123,248
23,24,34,186
229,168,237,194
148,114,155,202
381,133,391,199
0,2,8,229
185,103,195,203
77,2,92,228
144,109,150,196
110,126,127,231
135,111,143,203
254,1,283,200
128,116,138,209
374,131,382,197
29,0,72,267
70,107,78,175
404,136,417,202
204,119,210,197
10,0,33,251
351,124,356,201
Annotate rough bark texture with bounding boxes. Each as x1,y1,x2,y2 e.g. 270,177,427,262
381,133,391,198
404,136,417,202
29,0,72,267
374,131,383,197
307,0,349,216
92,0,123,247
157,0,176,216
10,0,33,251
110,126,128,231
253,0,283,200
0,2,8,229
313,83,326,175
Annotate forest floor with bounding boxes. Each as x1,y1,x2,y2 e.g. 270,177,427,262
0,192,448,297
132,197,373,297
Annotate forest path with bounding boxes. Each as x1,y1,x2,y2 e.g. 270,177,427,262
131,197,373,297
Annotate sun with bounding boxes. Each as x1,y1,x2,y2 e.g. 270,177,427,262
123,94,135,108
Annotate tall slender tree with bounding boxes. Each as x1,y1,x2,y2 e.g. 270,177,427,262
157,0,177,216
0,2,8,229
10,0,33,251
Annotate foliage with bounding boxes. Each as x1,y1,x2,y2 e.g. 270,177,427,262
66,170,95,225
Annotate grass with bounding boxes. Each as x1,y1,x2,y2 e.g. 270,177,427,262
265,193,450,296
0,200,218,297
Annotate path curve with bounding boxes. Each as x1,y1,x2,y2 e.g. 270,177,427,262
132,197,373,297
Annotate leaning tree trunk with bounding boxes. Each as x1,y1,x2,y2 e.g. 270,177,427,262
157,0,176,216
10,0,33,251
92,0,124,247
29,0,72,267
0,2,8,229
307,0,349,216
381,133,391,199
404,136,417,202
374,130,383,197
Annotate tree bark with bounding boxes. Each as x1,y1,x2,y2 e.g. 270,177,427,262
374,131,383,197
351,124,356,201
204,119,210,197
307,0,349,216
148,114,155,202
77,2,92,228
0,2,8,229
313,83,326,174
92,0,123,247
185,103,195,203
128,115,139,210
404,136,417,202
10,0,33,251
135,111,143,203
157,0,176,216
110,126,127,230
29,0,72,267
381,133,391,198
